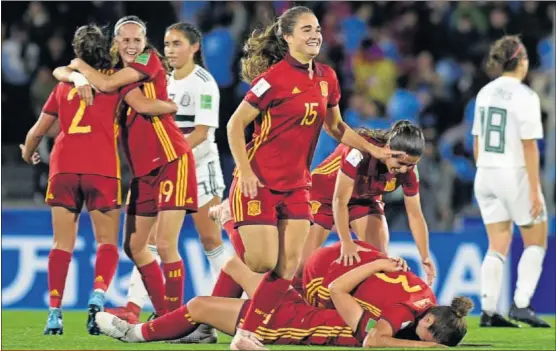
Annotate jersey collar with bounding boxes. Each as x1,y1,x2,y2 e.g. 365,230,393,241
284,53,324,77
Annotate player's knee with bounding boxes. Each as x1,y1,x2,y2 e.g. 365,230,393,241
187,296,209,319
198,232,222,251
244,252,276,273
124,237,145,260
155,238,179,261
277,253,303,279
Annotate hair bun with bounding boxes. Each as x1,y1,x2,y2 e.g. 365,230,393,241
451,297,474,318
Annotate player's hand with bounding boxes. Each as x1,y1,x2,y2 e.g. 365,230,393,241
529,190,543,220
421,257,436,286
239,167,263,199
19,144,40,165
365,143,405,162
77,85,94,106
379,257,409,272
168,100,178,114
337,241,371,266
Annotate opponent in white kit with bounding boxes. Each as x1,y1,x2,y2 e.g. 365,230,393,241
472,35,550,328
106,23,230,330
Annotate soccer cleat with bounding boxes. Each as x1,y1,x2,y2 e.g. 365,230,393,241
104,306,140,325
167,323,217,344
480,311,520,328
230,328,268,350
208,199,231,227
509,304,551,328
44,307,63,335
96,312,143,342
87,291,105,335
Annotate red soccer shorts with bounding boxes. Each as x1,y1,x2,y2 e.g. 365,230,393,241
126,151,198,216
237,290,359,346
230,178,312,227
46,173,121,213
310,197,385,231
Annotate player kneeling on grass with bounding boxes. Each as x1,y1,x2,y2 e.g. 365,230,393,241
96,254,472,348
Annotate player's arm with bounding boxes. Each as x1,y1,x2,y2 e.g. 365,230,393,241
329,258,406,330
404,193,434,285
69,58,144,93
325,106,404,160
333,171,356,248
21,112,57,164
52,67,94,106
473,136,479,164
189,82,220,148
363,320,444,348
124,88,177,116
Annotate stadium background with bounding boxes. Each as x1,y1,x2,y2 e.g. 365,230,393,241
1,1,555,315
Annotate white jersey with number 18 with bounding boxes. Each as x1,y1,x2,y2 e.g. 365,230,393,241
471,76,543,168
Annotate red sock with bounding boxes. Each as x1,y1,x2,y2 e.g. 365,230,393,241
240,271,292,333
138,260,167,316
163,260,185,312
48,249,72,308
93,244,119,291
141,304,196,341
223,221,245,260
212,269,244,298
126,301,141,317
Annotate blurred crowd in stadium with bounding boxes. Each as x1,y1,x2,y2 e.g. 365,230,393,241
2,1,554,230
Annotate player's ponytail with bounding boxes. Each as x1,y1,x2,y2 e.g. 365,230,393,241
427,296,473,346
72,24,111,70
241,6,314,83
486,35,526,73
166,22,206,69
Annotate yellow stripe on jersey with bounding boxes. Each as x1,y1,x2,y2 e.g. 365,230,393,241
255,324,354,341
311,156,342,176
305,277,324,306
152,117,178,161
175,154,188,207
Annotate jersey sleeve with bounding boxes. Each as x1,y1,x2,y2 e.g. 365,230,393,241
244,75,274,111
379,304,416,334
471,100,481,136
341,148,363,179
42,84,60,117
327,68,341,108
195,80,220,128
401,166,419,196
127,51,161,80
517,92,544,140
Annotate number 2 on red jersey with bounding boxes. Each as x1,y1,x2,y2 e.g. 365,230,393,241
67,88,91,134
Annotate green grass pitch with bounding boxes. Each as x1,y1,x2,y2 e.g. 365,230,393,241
2,311,555,350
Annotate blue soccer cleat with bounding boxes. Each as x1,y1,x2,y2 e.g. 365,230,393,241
87,291,105,335
44,307,63,335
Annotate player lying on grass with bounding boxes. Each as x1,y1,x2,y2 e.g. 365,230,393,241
96,245,471,348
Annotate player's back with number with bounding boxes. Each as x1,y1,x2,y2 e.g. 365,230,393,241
472,77,543,168
45,77,121,179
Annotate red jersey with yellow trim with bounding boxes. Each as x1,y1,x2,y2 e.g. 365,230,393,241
311,140,420,204
42,73,121,179
303,241,436,336
242,53,341,192
119,50,190,177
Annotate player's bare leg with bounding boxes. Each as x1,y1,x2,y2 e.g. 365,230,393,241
156,210,187,312
44,207,79,335
509,220,551,327
351,214,389,254
297,224,330,283
106,224,159,324
87,209,120,335
480,220,519,328
230,224,279,350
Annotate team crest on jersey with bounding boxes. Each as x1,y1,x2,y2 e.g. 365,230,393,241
310,201,322,215
384,178,397,192
320,81,328,97
247,200,262,216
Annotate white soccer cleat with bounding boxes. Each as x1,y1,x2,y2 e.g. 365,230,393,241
230,328,268,350
95,312,139,342
209,198,232,227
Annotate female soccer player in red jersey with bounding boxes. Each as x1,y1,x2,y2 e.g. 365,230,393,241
22,24,177,336
226,6,403,349
54,16,198,319
95,248,472,348
301,120,436,285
